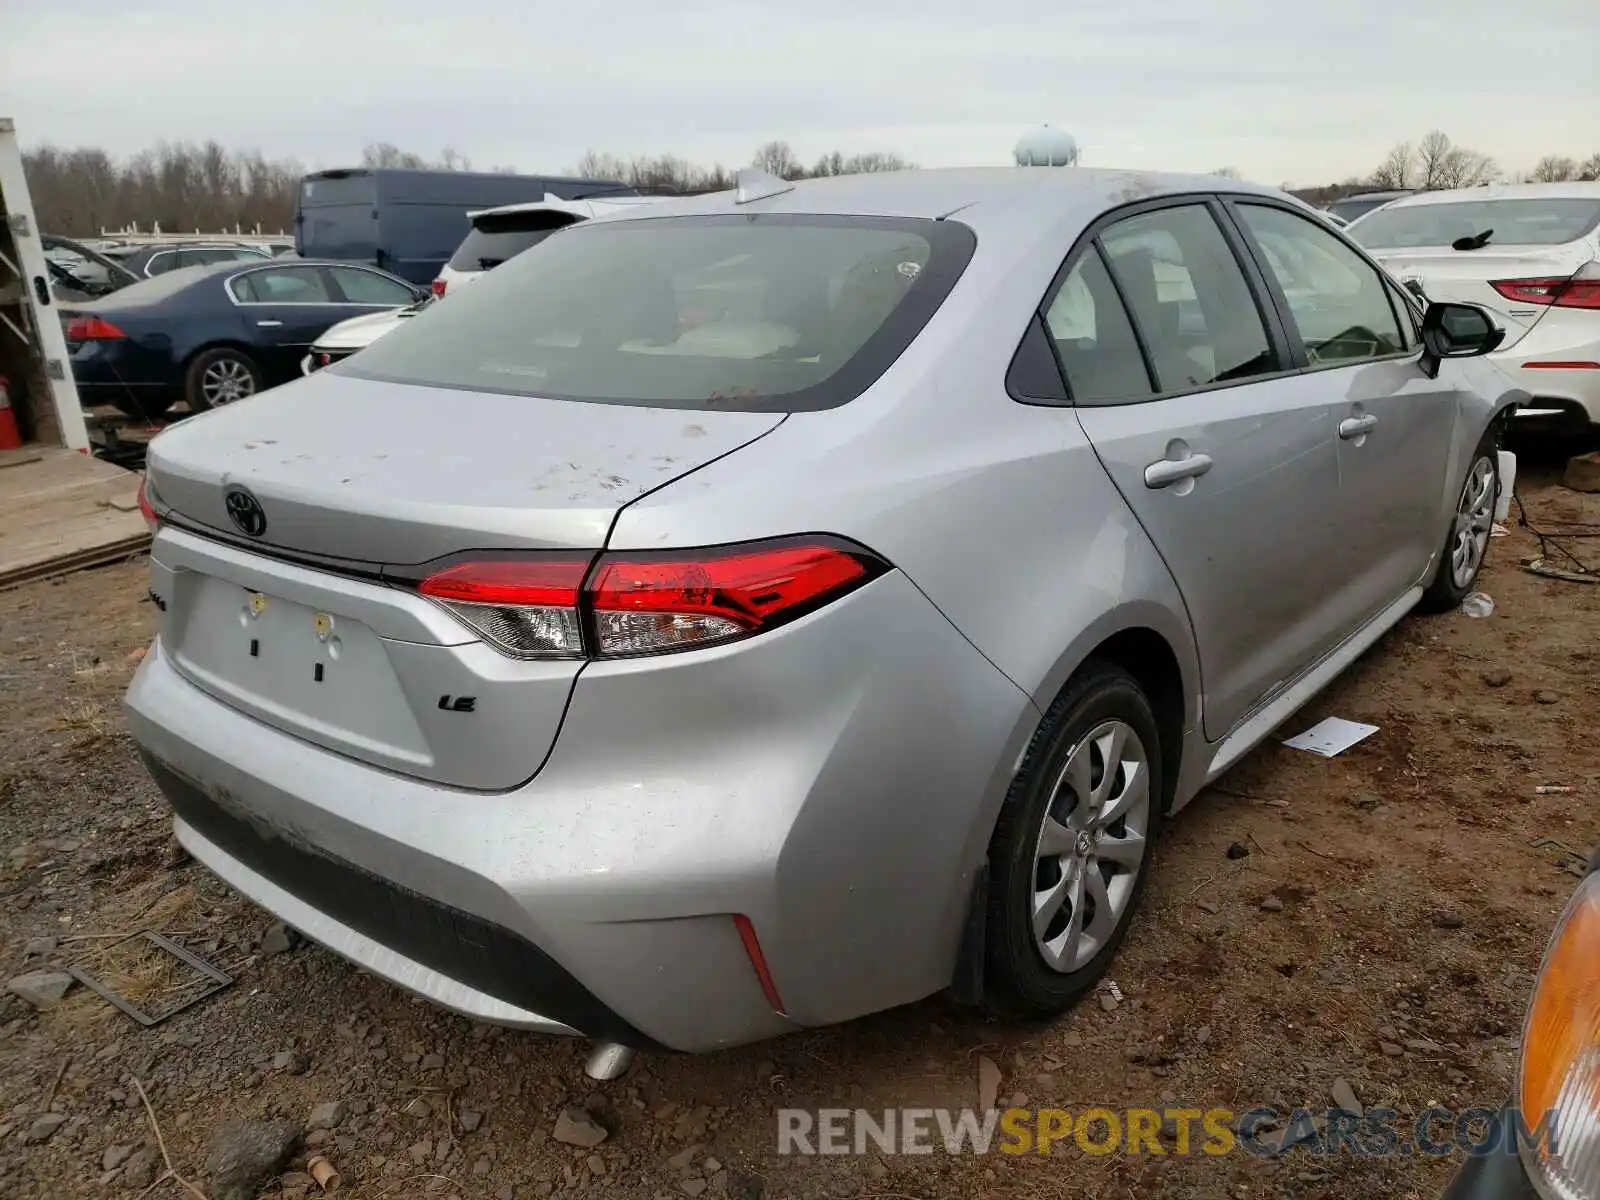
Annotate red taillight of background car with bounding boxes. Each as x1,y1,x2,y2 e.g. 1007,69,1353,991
65,315,127,341
1491,265,1600,310
410,538,887,660
431,279,447,298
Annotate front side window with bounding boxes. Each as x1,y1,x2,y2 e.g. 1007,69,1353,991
1237,204,1406,365
1099,204,1278,393
231,267,333,304
340,214,975,412
330,266,416,305
1042,248,1153,404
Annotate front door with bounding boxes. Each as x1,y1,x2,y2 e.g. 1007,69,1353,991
1048,200,1348,740
1229,201,1458,627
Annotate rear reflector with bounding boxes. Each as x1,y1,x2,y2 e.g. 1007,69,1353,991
65,315,127,341
732,914,787,1014
1523,361,1600,371
409,537,886,660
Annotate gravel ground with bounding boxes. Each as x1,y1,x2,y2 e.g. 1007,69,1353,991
2,458,1597,1200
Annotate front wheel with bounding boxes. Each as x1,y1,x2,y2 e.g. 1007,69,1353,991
982,661,1163,1020
1419,433,1498,613
185,347,263,412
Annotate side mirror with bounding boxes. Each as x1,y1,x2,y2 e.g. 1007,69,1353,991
1419,301,1505,378
1403,278,1427,302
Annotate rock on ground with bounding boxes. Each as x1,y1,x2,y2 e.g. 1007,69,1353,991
7,970,74,1009
553,1106,608,1148
206,1120,300,1200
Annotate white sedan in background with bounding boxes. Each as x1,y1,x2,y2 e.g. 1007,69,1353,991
1349,182,1600,433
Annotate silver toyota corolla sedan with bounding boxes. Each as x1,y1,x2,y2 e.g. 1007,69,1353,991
126,167,1522,1072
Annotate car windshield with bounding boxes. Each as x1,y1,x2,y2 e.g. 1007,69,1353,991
342,214,973,412
1351,197,1600,249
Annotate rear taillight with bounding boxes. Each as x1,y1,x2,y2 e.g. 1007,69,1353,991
418,557,589,658
1492,264,1600,310
410,538,886,660
431,279,447,298
136,476,160,534
65,315,127,341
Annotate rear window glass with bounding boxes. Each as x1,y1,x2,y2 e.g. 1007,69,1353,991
1351,198,1600,249
300,175,376,208
340,214,976,412
446,212,581,272
1326,195,1406,223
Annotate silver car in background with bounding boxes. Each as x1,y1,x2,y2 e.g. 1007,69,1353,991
126,167,1521,1069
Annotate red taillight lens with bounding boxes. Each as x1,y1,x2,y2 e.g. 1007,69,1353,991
431,279,447,298
410,539,886,659
418,558,590,658
1491,274,1600,310
65,315,127,341
587,540,881,657
136,476,160,534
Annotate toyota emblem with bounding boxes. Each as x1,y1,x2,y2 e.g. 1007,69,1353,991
223,486,268,538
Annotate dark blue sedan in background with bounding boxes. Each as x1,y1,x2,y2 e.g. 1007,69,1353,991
62,258,426,419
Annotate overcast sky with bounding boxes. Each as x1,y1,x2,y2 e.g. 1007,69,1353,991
4,0,1596,185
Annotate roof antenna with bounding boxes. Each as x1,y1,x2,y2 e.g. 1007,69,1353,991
734,167,794,205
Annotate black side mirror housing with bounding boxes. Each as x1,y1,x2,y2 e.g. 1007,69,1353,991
1419,301,1506,379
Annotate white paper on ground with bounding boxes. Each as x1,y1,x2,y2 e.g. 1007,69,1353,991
1283,717,1380,758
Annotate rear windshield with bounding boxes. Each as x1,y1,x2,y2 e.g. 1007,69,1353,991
1351,197,1600,249
446,212,581,272
340,214,976,412
300,175,376,208
1326,195,1405,223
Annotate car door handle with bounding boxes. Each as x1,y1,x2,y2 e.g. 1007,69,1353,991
1338,414,1378,440
1143,453,1214,489
256,319,283,328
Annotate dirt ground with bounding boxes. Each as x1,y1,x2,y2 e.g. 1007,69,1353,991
2,453,1597,1200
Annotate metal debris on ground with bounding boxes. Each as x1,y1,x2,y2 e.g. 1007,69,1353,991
1460,592,1494,617
1513,491,1600,583
67,931,233,1026
1534,786,1576,796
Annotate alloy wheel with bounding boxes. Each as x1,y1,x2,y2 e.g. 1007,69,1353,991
1450,455,1495,590
1030,719,1151,974
202,358,256,406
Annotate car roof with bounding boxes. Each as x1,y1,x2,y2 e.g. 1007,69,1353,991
1338,190,1415,202
1376,181,1600,209
575,168,1292,236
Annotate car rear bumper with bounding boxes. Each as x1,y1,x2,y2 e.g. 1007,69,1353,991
1488,334,1600,429
124,568,1036,1051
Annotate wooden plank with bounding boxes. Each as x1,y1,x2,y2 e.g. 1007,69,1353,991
0,447,150,589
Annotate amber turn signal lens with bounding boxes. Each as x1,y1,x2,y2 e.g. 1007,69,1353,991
1518,871,1600,1197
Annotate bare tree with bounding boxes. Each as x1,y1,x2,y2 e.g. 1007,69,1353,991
751,140,804,180
1416,130,1455,189
1369,142,1414,190
1438,147,1497,189
1209,166,1241,179
1533,155,1579,182
1582,153,1600,182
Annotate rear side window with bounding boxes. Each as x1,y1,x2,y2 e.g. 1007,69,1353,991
447,213,581,272
330,266,416,305
145,251,178,277
341,214,976,412
1042,248,1154,404
1099,205,1278,394
1351,198,1600,249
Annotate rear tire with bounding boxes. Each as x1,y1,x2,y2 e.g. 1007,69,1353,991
1418,431,1498,613
982,660,1163,1020
185,347,263,412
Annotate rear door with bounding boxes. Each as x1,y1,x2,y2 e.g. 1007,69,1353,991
227,264,351,381
1059,199,1349,740
1230,200,1457,627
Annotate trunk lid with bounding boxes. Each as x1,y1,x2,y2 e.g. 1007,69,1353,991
145,372,783,789
1369,242,1594,351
